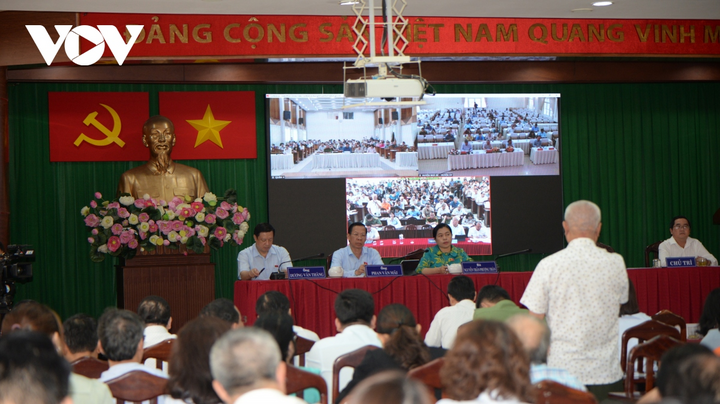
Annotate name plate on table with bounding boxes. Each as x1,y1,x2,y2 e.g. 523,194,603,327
462,261,498,274
366,265,403,278
287,266,326,279
665,257,696,267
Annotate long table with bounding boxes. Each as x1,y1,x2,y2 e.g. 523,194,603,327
312,153,381,169
270,153,294,170
369,238,491,257
234,266,720,339
530,147,558,164
418,142,454,159
396,152,419,167
447,149,524,170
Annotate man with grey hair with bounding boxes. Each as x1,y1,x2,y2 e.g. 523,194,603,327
507,314,586,391
209,327,304,404
520,200,628,401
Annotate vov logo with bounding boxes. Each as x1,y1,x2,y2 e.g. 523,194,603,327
26,25,143,66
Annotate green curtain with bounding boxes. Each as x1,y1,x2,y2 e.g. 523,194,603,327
7,81,720,321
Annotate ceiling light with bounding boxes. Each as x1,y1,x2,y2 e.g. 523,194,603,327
592,1,613,6
340,0,360,5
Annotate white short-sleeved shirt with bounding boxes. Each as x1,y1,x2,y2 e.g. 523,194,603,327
658,236,718,266
424,299,476,349
237,244,292,280
520,237,629,385
330,246,383,278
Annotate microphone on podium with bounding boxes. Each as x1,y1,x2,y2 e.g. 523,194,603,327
493,248,532,284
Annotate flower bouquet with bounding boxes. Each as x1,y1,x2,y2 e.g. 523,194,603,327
81,190,250,262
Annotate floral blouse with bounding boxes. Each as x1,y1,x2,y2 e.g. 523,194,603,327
416,245,471,272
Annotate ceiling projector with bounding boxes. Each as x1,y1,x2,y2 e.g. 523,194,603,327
344,77,425,99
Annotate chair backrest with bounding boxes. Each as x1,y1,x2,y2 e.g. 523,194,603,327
534,380,598,404
644,241,663,267
331,345,379,402
652,310,687,342
294,336,315,367
624,335,683,397
621,320,680,374
71,356,109,379
596,242,615,253
407,357,444,391
142,339,174,370
326,253,333,271
405,248,426,261
405,224,417,230
286,365,328,404
105,370,168,404
383,225,396,231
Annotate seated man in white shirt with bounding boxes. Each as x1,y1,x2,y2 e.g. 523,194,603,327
448,217,465,237
460,140,473,152
331,222,384,278
238,223,293,280
424,275,477,349
533,137,543,147
210,328,305,404
467,221,490,242
98,309,167,400
305,289,382,403
659,216,717,266
200,298,245,329
138,295,176,348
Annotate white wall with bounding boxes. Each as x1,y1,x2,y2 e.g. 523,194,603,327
485,98,526,110
306,111,376,141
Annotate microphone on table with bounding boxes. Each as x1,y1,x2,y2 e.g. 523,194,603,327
270,252,326,280
493,248,532,285
388,249,429,263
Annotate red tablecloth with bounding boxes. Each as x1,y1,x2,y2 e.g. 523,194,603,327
367,238,491,257
234,266,720,339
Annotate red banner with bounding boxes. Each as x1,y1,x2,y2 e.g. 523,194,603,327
79,13,720,58
158,91,257,160
48,92,149,162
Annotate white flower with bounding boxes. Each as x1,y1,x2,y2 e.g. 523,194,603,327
81,206,90,216
168,231,179,242
180,236,189,244
143,194,151,200
224,233,232,242
195,212,205,222
101,216,114,229
128,214,139,225
198,225,209,237
203,192,217,203
98,244,108,253
240,222,249,232
119,196,134,206
138,222,150,232
166,211,176,220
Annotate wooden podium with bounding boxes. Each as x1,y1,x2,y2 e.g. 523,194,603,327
117,246,215,332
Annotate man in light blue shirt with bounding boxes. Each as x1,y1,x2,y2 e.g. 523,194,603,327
238,223,292,280
330,222,383,277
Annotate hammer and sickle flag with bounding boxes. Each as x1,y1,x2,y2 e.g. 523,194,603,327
159,91,256,160
49,92,149,162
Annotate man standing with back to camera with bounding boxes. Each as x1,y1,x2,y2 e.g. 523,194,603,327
520,200,628,402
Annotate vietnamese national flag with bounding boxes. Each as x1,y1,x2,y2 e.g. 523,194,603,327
159,91,257,160
48,92,150,162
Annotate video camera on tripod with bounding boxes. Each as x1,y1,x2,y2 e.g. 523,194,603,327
0,244,35,313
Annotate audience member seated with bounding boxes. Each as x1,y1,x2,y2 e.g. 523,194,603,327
63,313,101,363
387,211,402,229
473,285,528,322
658,216,718,267
138,295,176,371
331,223,383,278
416,224,472,275
699,288,720,350
306,289,382,403
1,301,114,404
210,328,305,404
366,226,380,241
662,352,720,404
256,291,319,342
507,315,586,391
438,320,536,404
345,370,434,404
97,308,167,384
166,316,231,404
448,217,465,237
425,276,476,349
200,298,245,329
467,221,490,242
618,280,652,360
336,304,433,403
460,140,472,152
0,330,73,404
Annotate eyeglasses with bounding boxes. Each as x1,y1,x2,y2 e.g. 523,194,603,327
673,224,690,229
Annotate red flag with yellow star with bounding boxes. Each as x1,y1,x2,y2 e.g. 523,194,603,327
158,91,257,160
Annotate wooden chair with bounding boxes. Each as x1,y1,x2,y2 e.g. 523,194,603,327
621,320,680,373
331,345,379,401
383,225,396,231
405,248,427,261
407,357,445,402
644,241,663,267
405,224,417,230
71,356,109,379
535,380,598,404
294,336,315,367
286,365,328,404
613,335,683,400
105,370,168,404
651,310,687,342
142,339,174,371
596,242,615,253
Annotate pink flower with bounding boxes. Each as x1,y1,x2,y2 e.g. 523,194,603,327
118,208,130,218
128,239,139,249
242,209,249,221
168,197,183,210
107,236,121,252
215,208,229,220
90,200,98,208
138,213,150,223
145,200,156,208
84,214,100,227
87,237,94,244
159,221,172,234
191,202,204,212
122,220,129,227
134,199,146,209
91,228,98,235
199,236,206,246
204,214,216,224
119,231,134,244
163,239,170,246
186,228,196,237
179,207,193,218
172,221,183,231
95,192,102,199
140,232,147,240
111,223,124,235
232,212,244,225
107,202,120,209
149,223,158,232
233,231,243,244
220,201,233,211
214,227,227,239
